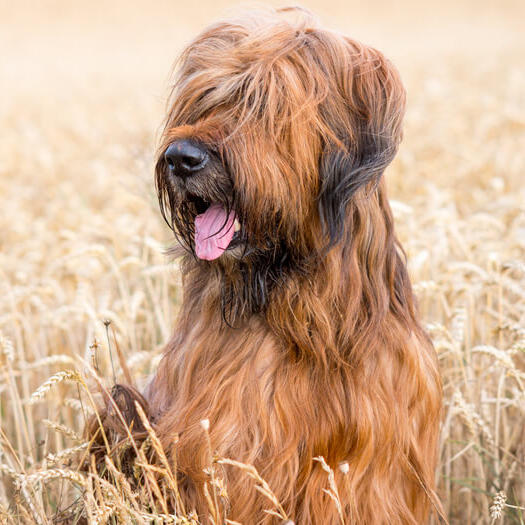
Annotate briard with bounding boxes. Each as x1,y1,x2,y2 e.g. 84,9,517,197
98,7,444,524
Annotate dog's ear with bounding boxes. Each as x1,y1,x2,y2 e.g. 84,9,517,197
318,50,405,247
318,133,397,246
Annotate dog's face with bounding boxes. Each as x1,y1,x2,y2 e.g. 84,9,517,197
155,9,405,296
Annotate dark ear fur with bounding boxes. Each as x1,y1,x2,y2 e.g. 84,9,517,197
318,131,398,246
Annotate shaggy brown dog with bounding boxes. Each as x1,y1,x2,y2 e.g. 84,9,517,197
101,8,443,524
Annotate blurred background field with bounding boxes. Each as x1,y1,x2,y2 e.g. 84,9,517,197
0,1,524,523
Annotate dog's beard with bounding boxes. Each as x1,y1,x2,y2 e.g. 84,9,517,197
168,194,289,323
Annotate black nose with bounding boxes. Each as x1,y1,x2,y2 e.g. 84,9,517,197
164,140,208,177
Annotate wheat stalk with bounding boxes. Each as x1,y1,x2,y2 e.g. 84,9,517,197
28,370,85,404
490,491,507,523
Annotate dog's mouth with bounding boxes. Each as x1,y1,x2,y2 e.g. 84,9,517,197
188,194,242,261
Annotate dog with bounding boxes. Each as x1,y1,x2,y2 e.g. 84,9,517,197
98,8,443,524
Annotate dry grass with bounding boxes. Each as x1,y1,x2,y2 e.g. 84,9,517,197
1,1,524,523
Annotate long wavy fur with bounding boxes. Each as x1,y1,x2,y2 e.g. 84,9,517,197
89,8,443,524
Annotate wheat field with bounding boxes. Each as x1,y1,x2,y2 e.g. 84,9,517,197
0,1,524,523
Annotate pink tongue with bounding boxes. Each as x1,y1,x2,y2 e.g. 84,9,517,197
194,203,237,260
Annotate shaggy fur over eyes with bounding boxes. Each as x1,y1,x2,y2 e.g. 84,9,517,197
88,7,443,524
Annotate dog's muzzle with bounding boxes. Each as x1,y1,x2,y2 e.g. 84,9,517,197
162,139,243,261
164,139,209,177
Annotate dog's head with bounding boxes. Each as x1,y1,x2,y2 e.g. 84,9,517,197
155,8,406,313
